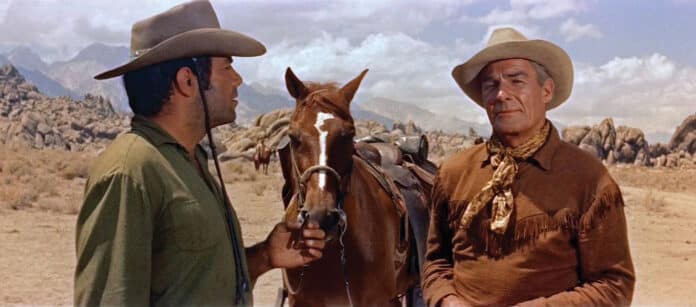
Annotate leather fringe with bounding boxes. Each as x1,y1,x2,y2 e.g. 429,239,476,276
580,183,624,232
468,207,579,258
446,183,624,258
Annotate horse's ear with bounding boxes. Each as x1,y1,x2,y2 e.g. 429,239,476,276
285,67,309,100
340,69,369,105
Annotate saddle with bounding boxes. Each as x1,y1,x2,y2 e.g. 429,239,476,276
277,134,436,274
354,135,436,274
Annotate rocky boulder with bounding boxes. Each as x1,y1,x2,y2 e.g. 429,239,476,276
0,64,128,151
562,126,590,145
574,118,616,160
669,113,696,154
392,120,422,135
562,118,655,166
611,126,649,164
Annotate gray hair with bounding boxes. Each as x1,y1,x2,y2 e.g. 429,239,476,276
530,60,551,86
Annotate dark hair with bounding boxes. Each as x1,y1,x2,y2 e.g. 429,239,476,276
122,56,212,116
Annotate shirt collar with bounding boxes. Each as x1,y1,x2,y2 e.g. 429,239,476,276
529,123,561,171
131,115,181,147
130,115,209,159
479,121,561,171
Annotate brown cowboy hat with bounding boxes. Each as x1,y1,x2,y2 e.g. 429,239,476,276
94,0,266,80
451,27,573,110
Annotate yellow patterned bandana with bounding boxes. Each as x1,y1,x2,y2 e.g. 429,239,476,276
460,121,551,234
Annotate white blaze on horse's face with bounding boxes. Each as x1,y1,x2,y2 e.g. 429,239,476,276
314,111,335,190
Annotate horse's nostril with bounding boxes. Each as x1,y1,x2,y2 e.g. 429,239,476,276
307,210,341,232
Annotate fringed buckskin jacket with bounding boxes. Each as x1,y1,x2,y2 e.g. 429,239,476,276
422,124,635,307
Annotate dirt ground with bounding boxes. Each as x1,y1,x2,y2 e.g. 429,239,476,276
1,147,695,306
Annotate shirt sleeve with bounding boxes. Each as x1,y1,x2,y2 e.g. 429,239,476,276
74,173,154,306
422,173,459,306
517,182,636,307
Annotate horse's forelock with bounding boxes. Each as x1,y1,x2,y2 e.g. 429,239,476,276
306,81,339,93
296,82,353,123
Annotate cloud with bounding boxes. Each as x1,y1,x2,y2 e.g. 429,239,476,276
559,18,602,41
576,53,675,85
73,18,129,44
513,0,587,19
215,0,474,46
239,32,458,98
478,0,588,25
0,0,479,63
554,54,691,143
0,0,174,62
233,31,486,123
0,1,57,43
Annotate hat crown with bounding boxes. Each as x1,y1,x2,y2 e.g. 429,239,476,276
486,27,528,47
130,0,220,57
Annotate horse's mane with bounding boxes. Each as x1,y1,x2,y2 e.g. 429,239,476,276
297,82,354,123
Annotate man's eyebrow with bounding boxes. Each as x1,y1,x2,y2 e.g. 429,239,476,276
480,73,497,83
504,70,527,78
480,69,528,83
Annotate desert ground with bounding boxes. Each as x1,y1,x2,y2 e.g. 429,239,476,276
1,145,695,306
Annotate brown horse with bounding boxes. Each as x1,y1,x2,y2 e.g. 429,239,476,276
254,142,273,174
277,68,419,307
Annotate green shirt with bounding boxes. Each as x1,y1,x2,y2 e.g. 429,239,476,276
74,116,252,306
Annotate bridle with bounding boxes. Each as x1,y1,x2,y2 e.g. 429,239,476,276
291,149,347,228
283,116,355,307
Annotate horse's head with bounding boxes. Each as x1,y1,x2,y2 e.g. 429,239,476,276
283,67,368,234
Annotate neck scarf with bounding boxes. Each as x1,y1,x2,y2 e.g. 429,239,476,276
459,121,551,234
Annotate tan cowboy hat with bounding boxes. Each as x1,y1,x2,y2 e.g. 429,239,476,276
94,0,266,80
451,27,573,110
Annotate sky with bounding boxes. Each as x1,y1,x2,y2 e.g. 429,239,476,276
1,0,695,143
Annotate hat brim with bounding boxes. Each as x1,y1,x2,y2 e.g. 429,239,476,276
451,40,573,110
94,28,266,80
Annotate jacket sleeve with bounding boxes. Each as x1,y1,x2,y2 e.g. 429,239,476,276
518,182,635,307
422,173,459,306
74,173,154,306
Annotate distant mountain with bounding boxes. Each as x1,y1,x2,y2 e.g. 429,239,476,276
236,83,294,123
1,48,78,99
351,105,394,127
66,43,130,68
2,45,396,125
360,97,488,134
0,44,130,111
14,66,78,98
46,43,130,111
6,46,48,72
235,82,395,127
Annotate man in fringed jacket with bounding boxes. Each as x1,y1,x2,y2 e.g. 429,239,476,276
422,27,635,307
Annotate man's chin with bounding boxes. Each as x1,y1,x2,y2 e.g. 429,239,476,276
493,121,526,136
210,113,236,127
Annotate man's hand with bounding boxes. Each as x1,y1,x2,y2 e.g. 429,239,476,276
266,221,326,269
441,294,468,307
247,221,326,282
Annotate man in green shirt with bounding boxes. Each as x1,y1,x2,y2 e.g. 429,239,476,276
74,1,326,306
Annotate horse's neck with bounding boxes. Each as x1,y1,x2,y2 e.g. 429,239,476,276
344,156,396,228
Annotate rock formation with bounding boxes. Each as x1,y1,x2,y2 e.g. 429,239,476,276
0,65,128,151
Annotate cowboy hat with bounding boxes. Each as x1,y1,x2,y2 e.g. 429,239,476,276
94,0,266,80
451,27,573,110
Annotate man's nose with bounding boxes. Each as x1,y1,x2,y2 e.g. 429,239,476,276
230,68,243,87
496,84,513,102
